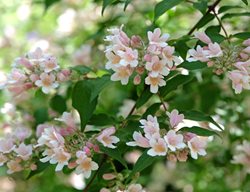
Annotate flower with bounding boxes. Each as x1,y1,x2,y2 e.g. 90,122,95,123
40,55,59,73
49,147,71,171
126,184,145,192
126,132,150,148
14,143,33,160
147,138,168,156
167,109,184,128
75,151,98,178
55,112,75,128
105,51,122,70
110,66,133,85
228,70,250,94
7,159,23,174
187,136,207,159
0,153,8,166
117,47,138,67
187,45,209,62
145,74,166,93
139,115,160,139
164,130,186,151
207,42,223,58
148,28,169,47
194,31,212,44
35,73,59,94
162,46,181,69
145,56,169,77
97,127,120,148
0,139,16,153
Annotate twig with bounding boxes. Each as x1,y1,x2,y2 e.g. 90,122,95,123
188,0,222,35
157,92,167,111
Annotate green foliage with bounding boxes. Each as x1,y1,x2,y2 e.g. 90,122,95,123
50,95,67,114
179,61,207,70
179,126,221,137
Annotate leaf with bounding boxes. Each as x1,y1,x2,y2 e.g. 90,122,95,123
218,5,242,14
89,75,110,101
100,146,127,168
221,12,250,20
72,81,98,130
196,13,215,29
154,0,183,21
193,0,208,15
34,108,49,125
127,150,157,181
178,61,207,70
70,66,92,74
179,126,221,137
159,74,194,98
44,0,61,10
142,103,161,118
233,32,250,40
181,110,223,130
124,0,132,11
27,162,50,179
205,25,225,43
88,113,116,126
102,0,114,15
50,95,67,114
135,87,153,109
241,0,249,5
175,39,190,59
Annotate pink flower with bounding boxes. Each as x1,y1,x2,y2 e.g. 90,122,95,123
207,42,223,58
0,153,8,166
7,68,27,84
145,56,169,77
13,126,32,141
228,70,250,94
145,74,166,93
50,147,71,171
162,46,181,69
110,66,133,85
97,127,120,148
117,47,138,67
126,132,150,148
7,159,23,174
27,47,44,60
187,136,207,159
105,51,122,70
35,73,59,94
187,45,209,62
55,112,75,128
194,31,212,44
0,139,16,153
167,109,184,128
102,173,116,180
148,28,169,47
40,55,59,73
243,38,250,46
15,57,33,69
126,184,145,192
139,115,160,139
14,143,33,160
164,130,186,151
147,138,168,156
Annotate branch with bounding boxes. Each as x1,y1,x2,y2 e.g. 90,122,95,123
188,0,222,35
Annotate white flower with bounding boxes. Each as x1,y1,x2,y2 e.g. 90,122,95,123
35,73,59,94
55,112,75,128
117,47,138,67
207,42,223,58
126,184,145,192
162,46,182,68
126,132,150,148
14,143,33,160
40,55,59,73
187,136,207,159
145,56,169,77
97,127,120,148
187,45,209,62
148,28,169,47
75,151,99,178
49,147,71,171
145,73,166,93
0,139,16,154
164,130,186,151
140,115,160,139
7,160,23,174
147,138,168,156
110,66,133,85
105,51,122,70
166,109,184,128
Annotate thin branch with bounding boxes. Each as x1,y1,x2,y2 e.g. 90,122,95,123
157,93,167,111
188,0,222,35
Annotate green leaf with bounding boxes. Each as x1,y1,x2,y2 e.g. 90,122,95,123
175,39,190,59
178,61,207,70
127,150,157,181
100,146,127,168
241,0,249,5
70,66,92,74
179,126,221,137
193,0,207,15
205,25,225,43
26,162,50,179
221,12,250,20
124,0,132,11
135,87,153,109
181,110,223,130
233,32,250,39
218,5,242,14
142,103,161,118
34,108,49,125
88,113,116,126
44,0,61,10
196,13,215,29
89,75,111,101
102,0,114,15
159,74,194,98
50,95,67,114
154,0,183,21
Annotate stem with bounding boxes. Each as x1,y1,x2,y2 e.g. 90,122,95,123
188,0,222,35
83,155,107,192
157,92,167,111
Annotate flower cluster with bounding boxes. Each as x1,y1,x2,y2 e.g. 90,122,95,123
3,47,71,95
36,111,119,178
100,183,145,192
187,32,250,94
232,140,250,173
127,110,208,160
105,26,181,93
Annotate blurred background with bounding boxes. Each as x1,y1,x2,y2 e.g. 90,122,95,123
0,0,250,191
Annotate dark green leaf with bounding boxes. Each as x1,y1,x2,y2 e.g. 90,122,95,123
233,32,250,39
135,87,153,109
34,108,49,125
154,0,183,21
221,12,250,20
218,5,242,14
196,13,215,29
205,25,225,43
88,113,116,126
159,74,194,98
26,162,50,179
50,95,67,114
178,61,207,70
181,110,223,130
241,0,249,5
142,103,161,118
89,75,110,101
175,39,190,59
179,126,221,137
44,0,61,10
193,0,207,15
100,146,127,168
127,150,157,180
